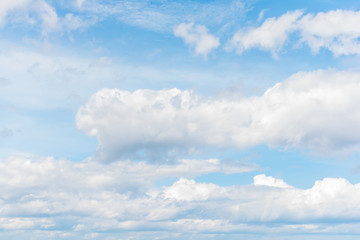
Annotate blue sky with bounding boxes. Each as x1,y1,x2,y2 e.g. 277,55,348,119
1,0,360,239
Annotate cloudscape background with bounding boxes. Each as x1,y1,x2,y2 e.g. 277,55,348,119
1,0,360,239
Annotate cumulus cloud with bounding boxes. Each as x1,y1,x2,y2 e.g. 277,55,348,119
174,22,220,58
229,9,360,56
229,10,303,57
164,178,224,201
76,87,249,161
1,155,360,239
253,174,292,188
298,10,360,56
76,69,360,161
162,175,360,223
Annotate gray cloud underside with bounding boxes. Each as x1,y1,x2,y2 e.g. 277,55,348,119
77,69,360,161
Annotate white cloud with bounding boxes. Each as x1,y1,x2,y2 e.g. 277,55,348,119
1,154,360,239
298,10,360,56
0,0,31,26
76,0,86,9
253,174,292,188
229,10,303,57
174,22,220,58
230,9,360,57
0,155,254,196
0,0,97,35
164,178,224,201
0,217,54,230
76,69,360,161
76,87,246,161
35,0,59,34
34,0,98,35
257,9,267,22
162,176,360,223
77,1,247,33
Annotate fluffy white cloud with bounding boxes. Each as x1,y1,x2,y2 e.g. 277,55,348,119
229,9,360,56
76,87,249,161
174,22,220,58
298,10,360,56
253,174,292,188
1,155,360,239
229,10,303,57
76,69,360,161
162,175,360,224
164,178,224,201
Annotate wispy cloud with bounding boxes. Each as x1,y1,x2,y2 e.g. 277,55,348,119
0,43,237,111
0,0,31,26
71,0,247,32
0,0,97,35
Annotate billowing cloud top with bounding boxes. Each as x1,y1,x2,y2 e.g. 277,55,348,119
76,69,360,161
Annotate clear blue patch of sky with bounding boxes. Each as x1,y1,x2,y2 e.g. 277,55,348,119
251,0,360,17
0,109,97,161
195,145,360,188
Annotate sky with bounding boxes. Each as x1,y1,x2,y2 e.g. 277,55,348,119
1,0,360,239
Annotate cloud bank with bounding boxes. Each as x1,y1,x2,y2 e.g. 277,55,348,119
0,155,359,239
77,69,360,161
